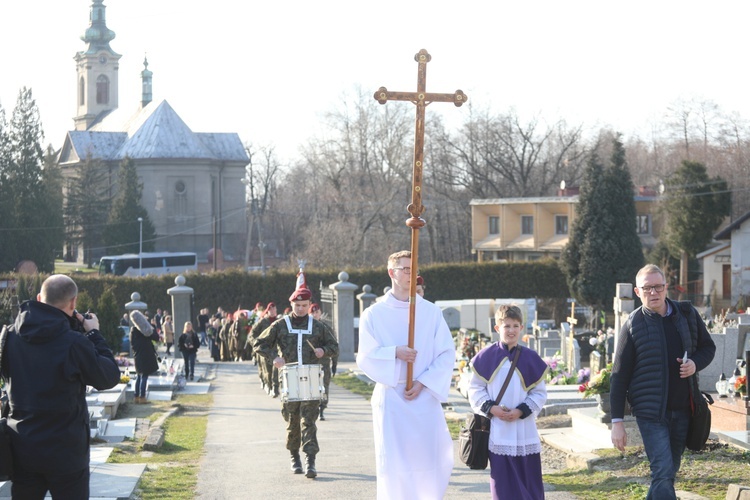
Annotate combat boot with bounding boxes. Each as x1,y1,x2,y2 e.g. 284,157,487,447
304,454,317,479
290,451,303,474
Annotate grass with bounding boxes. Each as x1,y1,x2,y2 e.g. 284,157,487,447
331,372,375,399
543,441,750,500
106,394,212,499
334,373,749,498
54,259,98,274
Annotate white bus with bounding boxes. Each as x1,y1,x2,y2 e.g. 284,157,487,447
98,252,198,277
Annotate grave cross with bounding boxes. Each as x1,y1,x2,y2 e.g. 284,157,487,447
566,301,579,372
374,49,467,389
566,301,578,342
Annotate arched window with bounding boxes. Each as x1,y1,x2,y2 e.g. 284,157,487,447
79,77,85,106
96,75,109,104
174,180,188,219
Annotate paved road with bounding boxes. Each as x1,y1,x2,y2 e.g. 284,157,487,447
195,356,578,499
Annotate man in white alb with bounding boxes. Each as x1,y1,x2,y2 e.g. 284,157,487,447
356,250,455,500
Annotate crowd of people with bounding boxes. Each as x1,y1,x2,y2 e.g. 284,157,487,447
0,258,720,499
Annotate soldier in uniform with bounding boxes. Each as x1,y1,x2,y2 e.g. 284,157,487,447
250,302,278,395
309,303,337,421
255,287,339,479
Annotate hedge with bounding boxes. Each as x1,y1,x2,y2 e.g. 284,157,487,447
0,260,572,326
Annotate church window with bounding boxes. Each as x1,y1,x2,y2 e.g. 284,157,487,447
79,77,85,106
174,180,187,219
96,75,109,104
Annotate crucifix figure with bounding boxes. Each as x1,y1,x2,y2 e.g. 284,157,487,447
374,49,467,389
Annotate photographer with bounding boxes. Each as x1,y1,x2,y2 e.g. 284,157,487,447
1,274,120,498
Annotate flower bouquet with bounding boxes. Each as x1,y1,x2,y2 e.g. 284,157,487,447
579,363,612,399
736,375,747,395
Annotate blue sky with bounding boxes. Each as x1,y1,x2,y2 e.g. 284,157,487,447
2,0,750,161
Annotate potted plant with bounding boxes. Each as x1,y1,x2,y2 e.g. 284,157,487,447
578,363,612,413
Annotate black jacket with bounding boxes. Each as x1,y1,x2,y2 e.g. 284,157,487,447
1,300,120,474
178,331,200,355
130,326,160,374
610,298,716,421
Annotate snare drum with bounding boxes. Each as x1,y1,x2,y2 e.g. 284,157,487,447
280,364,325,402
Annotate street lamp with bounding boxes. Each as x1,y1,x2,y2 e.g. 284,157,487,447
138,217,143,277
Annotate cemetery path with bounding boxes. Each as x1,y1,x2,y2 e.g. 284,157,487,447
194,356,580,499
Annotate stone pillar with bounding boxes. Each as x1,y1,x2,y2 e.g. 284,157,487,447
330,271,358,362
612,283,635,362
125,292,148,312
167,275,194,341
357,284,377,315
357,285,378,355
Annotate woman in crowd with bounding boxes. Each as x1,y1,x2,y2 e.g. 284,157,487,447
178,321,200,381
129,310,160,404
163,315,175,356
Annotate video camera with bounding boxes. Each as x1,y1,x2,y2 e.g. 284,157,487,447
70,309,92,334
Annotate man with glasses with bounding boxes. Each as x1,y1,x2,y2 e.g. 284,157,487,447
610,264,715,500
356,250,455,499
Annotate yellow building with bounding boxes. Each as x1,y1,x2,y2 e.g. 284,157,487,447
470,187,660,262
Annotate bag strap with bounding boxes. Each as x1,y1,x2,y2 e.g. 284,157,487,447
0,325,10,419
0,325,8,378
493,346,521,404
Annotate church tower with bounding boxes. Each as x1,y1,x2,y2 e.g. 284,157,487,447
73,0,121,130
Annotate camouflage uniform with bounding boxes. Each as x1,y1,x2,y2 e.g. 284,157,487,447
250,316,276,393
318,322,338,413
255,314,339,455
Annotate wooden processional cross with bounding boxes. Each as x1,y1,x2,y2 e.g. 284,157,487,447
374,49,467,389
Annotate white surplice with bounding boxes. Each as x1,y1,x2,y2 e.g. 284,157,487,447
356,291,455,500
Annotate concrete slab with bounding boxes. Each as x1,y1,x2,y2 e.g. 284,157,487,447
179,382,211,395
0,463,145,499
89,463,146,499
147,390,173,401
90,446,115,465
102,418,137,439
717,430,750,451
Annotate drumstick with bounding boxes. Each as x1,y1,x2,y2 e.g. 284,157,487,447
306,339,316,350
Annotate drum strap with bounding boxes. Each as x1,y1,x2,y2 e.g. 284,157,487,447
284,315,313,364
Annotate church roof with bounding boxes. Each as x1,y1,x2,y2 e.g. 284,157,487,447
60,100,248,164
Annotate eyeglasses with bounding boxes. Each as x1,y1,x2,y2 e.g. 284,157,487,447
639,284,666,293
392,267,412,274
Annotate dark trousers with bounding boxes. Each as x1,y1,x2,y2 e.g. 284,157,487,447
182,351,196,378
135,373,149,398
12,466,89,500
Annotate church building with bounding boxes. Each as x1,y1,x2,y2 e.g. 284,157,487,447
58,0,249,266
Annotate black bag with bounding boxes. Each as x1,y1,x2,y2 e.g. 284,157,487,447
0,416,13,481
458,347,521,469
0,326,14,480
686,389,713,451
458,413,491,469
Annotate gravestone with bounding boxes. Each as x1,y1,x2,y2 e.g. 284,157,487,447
613,283,634,358
564,336,581,373
590,351,603,375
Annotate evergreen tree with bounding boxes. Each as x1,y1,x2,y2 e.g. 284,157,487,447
64,156,112,266
0,102,13,271
97,288,122,353
4,88,60,271
661,160,730,260
102,156,156,254
75,290,94,313
561,136,644,309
